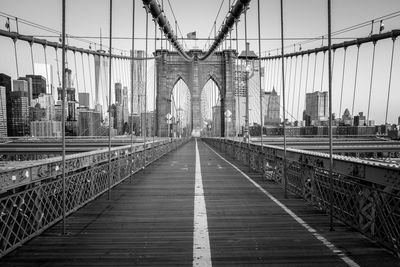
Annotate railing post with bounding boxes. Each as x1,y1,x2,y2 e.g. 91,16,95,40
61,0,67,235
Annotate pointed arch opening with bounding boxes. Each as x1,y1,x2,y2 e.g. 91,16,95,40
201,78,222,137
170,78,191,137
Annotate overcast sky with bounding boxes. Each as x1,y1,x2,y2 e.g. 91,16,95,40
1,0,400,123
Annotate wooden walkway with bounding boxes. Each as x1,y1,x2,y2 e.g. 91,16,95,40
1,139,399,266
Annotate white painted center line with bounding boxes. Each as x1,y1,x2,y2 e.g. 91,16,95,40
193,139,212,267
204,142,360,267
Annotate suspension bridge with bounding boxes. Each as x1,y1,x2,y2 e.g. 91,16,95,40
1,0,400,265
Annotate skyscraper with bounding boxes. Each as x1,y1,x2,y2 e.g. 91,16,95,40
0,86,7,136
17,76,33,106
79,92,90,107
115,82,122,104
122,86,129,124
94,50,109,114
305,91,329,126
0,74,11,136
31,120,61,137
58,69,78,121
31,93,55,120
10,90,29,136
132,50,145,115
263,89,280,126
34,63,54,96
25,75,46,99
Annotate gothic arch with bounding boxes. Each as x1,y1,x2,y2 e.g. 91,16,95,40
200,73,222,98
155,49,236,137
170,74,189,97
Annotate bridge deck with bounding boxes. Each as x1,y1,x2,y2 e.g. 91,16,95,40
1,139,399,266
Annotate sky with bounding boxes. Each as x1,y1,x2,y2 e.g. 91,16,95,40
1,0,400,124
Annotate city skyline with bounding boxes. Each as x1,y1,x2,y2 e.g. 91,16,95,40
1,1,400,125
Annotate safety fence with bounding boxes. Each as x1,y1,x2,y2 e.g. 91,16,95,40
0,138,189,258
203,138,400,257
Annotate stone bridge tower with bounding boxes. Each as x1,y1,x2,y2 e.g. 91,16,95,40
155,49,237,137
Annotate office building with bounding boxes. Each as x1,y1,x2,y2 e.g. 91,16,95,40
122,86,129,124
58,69,78,121
0,74,12,136
94,50,109,112
304,91,329,126
31,120,61,137
10,90,29,136
263,89,280,126
31,93,55,120
354,112,366,126
17,76,33,105
132,50,145,114
115,82,122,104
25,75,46,99
34,63,53,96
79,92,90,107
29,103,46,121
0,86,7,136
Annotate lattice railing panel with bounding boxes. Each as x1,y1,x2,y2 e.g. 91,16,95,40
0,138,189,258
203,138,400,256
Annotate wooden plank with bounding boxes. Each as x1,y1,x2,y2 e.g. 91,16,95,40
1,139,399,266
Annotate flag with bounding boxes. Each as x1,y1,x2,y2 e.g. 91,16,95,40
187,31,196,39
379,20,384,33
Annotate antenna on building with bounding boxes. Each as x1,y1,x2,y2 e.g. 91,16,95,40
100,28,103,51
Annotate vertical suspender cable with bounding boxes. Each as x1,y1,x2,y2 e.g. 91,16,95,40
339,47,347,116
257,0,264,169
327,0,334,231
131,0,135,152
269,59,273,91
291,55,298,118
244,7,251,171
273,58,277,91
229,0,232,49
276,57,281,91
235,21,239,139
280,0,288,198
88,54,93,107
266,59,271,91
320,51,326,91
154,21,157,142
108,0,113,200
244,7,249,144
61,0,67,236
239,58,242,138
13,38,19,78
81,53,87,93
144,11,148,157
281,57,287,95
367,41,377,123
43,44,49,93
73,52,79,93
331,49,336,79
296,55,304,121
55,48,61,87
305,53,310,93
29,41,35,75
312,52,317,92
384,37,396,126
286,56,292,117
351,44,360,117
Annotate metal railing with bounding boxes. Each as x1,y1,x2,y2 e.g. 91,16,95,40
0,138,189,258
203,138,400,257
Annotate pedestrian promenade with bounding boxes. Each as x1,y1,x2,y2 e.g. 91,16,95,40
1,139,399,266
